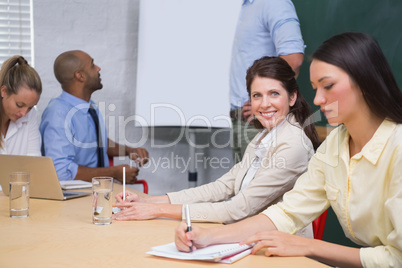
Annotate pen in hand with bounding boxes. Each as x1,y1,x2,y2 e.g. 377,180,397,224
184,204,193,252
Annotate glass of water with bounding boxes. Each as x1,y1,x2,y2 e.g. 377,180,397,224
92,177,114,225
9,172,30,218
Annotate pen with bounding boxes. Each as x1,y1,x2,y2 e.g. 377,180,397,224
123,166,126,201
184,204,193,252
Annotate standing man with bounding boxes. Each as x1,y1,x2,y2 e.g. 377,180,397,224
40,50,148,183
230,0,305,163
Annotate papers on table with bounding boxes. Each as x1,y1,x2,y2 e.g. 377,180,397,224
147,242,252,264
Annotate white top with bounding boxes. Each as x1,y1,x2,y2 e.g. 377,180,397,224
0,107,41,156
240,119,285,190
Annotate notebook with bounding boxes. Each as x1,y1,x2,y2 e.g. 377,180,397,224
147,242,252,263
0,155,90,200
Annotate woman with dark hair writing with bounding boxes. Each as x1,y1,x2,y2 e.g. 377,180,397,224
175,32,402,268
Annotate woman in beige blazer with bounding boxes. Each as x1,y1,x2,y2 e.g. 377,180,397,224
174,32,402,268
113,57,320,224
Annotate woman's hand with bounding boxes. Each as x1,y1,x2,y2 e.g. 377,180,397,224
113,193,174,220
242,230,312,257
112,202,160,220
174,222,211,252
243,230,363,267
115,192,168,204
115,191,146,203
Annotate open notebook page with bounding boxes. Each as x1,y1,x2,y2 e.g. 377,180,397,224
147,242,252,263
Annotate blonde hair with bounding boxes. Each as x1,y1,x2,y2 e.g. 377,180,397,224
0,55,42,148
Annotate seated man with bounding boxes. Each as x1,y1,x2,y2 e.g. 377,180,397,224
40,50,148,183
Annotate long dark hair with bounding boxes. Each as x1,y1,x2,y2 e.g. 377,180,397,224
312,32,402,123
246,56,320,150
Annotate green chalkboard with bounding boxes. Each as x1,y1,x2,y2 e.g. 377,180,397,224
293,0,402,126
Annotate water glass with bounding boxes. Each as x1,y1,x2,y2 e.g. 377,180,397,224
9,172,30,218
92,177,113,225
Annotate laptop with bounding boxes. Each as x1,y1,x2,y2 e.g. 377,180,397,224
0,155,90,200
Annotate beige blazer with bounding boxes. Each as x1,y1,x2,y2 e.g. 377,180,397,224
167,115,314,224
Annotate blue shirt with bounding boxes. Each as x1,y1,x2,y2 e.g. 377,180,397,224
40,91,109,181
230,0,305,110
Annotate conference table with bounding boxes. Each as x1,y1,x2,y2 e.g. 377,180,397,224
0,184,330,267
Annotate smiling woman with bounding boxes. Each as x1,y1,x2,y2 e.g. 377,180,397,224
173,32,402,268
112,56,319,236
246,56,320,150
250,76,296,130
0,55,42,156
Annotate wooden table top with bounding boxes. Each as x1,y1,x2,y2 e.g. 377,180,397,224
0,184,329,267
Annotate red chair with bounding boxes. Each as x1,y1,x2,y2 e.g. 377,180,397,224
108,157,148,194
312,209,328,240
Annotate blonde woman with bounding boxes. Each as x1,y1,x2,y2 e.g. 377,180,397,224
0,56,42,155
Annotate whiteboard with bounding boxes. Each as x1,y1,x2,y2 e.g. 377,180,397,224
135,0,242,128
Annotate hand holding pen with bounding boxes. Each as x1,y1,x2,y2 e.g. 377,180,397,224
121,160,137,199
112,166,127,214
113,166,136,214
174,218,211,253
184,204,193,252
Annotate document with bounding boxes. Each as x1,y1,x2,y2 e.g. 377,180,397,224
60,180,92,190
147,242,252,264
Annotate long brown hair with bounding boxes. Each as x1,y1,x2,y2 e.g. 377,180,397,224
0,56,42,148
246,56,320,150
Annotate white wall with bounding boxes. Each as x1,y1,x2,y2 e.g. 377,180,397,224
33,0,139,119
33,0,233,195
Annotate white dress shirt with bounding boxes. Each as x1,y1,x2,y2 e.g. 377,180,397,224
0,107,41,156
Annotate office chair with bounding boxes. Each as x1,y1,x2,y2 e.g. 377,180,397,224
313,209,328,240
108,157,149,194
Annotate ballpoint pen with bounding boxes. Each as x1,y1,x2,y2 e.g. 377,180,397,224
123,166,126,201
184,204,193,252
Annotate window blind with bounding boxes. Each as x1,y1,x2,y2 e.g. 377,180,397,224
0,0,32,66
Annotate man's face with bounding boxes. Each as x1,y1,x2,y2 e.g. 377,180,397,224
79,52,103,92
